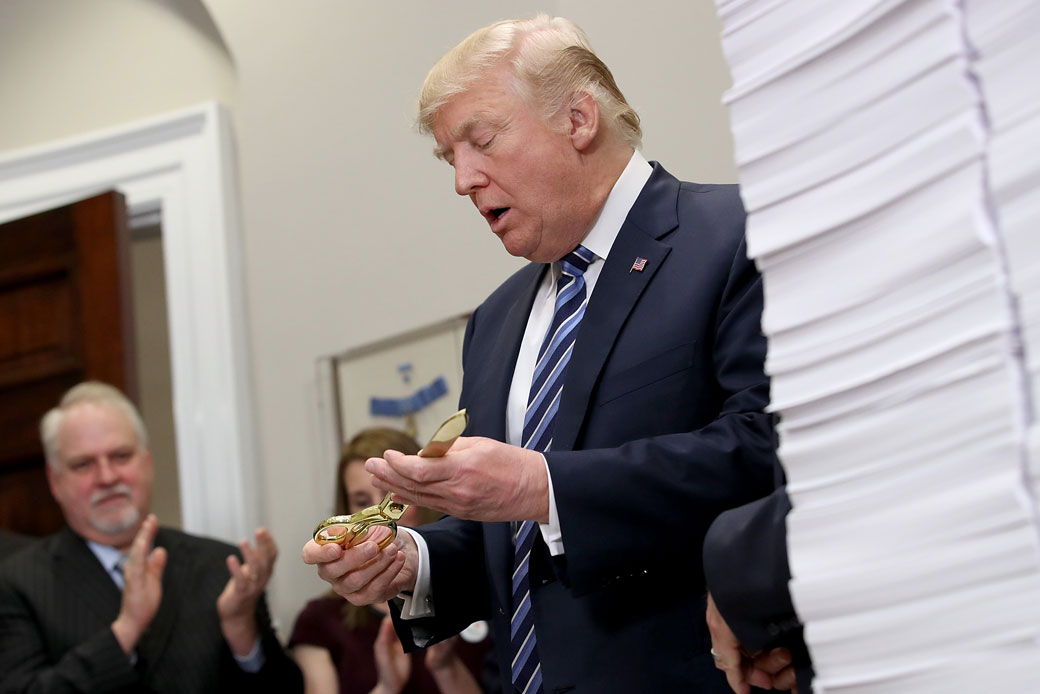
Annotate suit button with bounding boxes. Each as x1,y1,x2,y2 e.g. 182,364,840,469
499,607,506,616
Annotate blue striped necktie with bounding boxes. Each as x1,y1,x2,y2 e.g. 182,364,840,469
511,244,595,694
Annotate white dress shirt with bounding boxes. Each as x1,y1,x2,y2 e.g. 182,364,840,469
87,540,126,589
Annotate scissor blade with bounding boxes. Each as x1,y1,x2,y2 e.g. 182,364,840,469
418,408,469,458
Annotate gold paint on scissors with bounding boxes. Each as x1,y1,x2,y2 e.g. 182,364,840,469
312,409,468,548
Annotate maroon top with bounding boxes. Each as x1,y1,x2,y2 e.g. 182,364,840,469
289,596,492,694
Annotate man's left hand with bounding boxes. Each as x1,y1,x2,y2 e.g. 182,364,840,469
217,527,277,656
365,436,549,523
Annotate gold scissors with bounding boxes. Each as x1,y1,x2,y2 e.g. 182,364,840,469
312,409,469,549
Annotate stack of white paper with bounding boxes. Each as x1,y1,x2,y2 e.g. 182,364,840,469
714,0,1040,690
965,0,1040,500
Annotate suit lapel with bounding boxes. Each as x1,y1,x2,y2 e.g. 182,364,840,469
551,165,679,453
53,528,123,624
465,263,545,443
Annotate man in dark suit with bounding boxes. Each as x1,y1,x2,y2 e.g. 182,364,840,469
0,381,303,693
303,14,776,693
704,487,810,693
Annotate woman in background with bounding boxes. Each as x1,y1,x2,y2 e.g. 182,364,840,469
291,427,492,694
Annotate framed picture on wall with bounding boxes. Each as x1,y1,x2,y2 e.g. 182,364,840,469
316,313,470,467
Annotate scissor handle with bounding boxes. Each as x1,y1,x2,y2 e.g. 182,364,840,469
313,513,398,548
311,409,468,549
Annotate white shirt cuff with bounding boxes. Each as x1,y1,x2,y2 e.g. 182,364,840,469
397,527,434,619
538,454,565,555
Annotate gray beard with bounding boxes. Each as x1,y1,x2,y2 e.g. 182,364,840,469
90,505,141,535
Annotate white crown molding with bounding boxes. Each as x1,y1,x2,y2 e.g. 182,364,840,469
0,102,260,544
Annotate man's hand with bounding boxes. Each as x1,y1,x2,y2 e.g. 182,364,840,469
301,526,417,605
111,514,167,654
423,634,460,672
217,527,277,657
706,592,796,693
365,436,549,523
370,615,410,694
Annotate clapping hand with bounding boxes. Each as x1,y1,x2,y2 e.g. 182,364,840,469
110,514,167,654
217,527,277,656
371,615,410,694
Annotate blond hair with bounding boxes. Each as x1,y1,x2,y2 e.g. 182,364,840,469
417,14,641,149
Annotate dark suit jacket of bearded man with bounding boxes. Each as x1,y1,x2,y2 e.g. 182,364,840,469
0,529,34,560
0,525,303,693
392,162,779,693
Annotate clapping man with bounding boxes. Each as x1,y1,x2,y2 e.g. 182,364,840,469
0,381,303,693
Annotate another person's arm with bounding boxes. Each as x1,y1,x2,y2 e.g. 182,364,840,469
292,645,339,694
707,592,795,694
370,615,411,694
219,528,305,690
424,634,482,694
368,614,482,694
703,487,804,693
216,527,277,658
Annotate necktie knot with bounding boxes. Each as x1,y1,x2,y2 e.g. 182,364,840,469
526,244,594,452
560,245,595,278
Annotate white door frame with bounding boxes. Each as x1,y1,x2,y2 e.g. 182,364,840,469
0,102,259,544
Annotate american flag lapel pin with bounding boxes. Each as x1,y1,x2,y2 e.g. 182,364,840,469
630,256,647,273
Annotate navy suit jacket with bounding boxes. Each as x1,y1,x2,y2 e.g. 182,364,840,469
399,163,777,693
0,526,302,693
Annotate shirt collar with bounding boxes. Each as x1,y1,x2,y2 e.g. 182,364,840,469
86,540,124,574
578,149,653,263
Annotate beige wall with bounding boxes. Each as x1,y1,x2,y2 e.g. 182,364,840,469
1,0,737,637
0,0,235,152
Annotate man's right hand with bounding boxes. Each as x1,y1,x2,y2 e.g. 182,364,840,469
301,525,417,605
707,592,796,693
111,514,167,654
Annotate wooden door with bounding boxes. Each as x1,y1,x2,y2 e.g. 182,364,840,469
0,191,137,535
